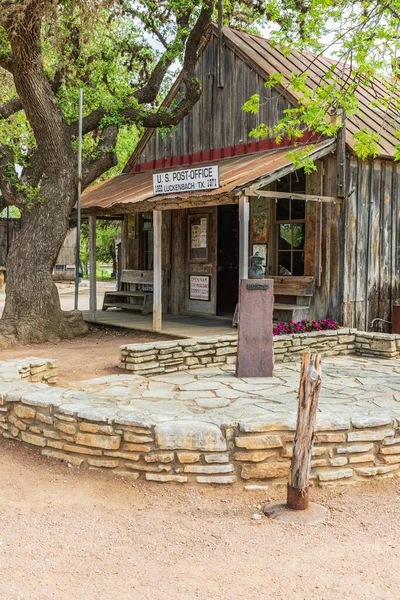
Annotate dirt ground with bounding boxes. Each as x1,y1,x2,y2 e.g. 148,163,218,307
0,438,399,600
0,325,172,386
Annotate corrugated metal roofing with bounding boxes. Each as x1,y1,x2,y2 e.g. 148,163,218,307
222,26,400,158
81,140,335,214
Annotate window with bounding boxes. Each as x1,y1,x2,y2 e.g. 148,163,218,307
140,212,153,270
275,172,306,276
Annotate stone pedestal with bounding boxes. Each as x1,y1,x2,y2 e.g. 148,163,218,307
236,279,274,377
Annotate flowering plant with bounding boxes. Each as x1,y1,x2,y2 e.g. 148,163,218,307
273,318,340,336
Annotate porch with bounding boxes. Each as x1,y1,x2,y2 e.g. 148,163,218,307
80,139,339,334
82,309,234,338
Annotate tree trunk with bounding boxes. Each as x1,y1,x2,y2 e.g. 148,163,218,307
0,171,88,345
287,352,322,509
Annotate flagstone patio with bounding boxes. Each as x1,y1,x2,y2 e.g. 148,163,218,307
68,356,400,429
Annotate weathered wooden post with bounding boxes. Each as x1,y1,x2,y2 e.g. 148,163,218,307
264,351,327,524
287,352,322,510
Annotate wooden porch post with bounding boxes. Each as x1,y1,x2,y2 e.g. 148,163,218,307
89,215,97,319
239,194,250,280
153,210,162,331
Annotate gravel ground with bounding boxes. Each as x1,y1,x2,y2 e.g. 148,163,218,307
0,325,171,386
1,438,400,600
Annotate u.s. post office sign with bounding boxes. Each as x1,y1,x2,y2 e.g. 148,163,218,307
152,166,219,195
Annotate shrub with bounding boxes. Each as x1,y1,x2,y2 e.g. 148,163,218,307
273,318,340,336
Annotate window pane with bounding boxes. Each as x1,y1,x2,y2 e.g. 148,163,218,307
292,251,305,275
292,224,305,249
276,199,290,220
291,200,305,220
278,224,292,249
278,252,292,275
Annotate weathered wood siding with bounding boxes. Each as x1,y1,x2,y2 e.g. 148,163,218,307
343,157,400,331
133,34,291,167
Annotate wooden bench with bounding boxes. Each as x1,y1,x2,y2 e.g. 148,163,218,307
232,276,315,326
270,276,314,322
102,270,154,315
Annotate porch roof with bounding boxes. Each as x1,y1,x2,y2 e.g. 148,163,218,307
81,140,335,216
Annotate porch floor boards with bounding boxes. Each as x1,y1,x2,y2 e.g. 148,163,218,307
82,309,235,339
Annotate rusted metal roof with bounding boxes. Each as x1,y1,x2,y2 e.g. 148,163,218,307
222,26,400,159
81,140,335,215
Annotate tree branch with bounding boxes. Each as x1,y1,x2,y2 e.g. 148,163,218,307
0,144,25,208
0,97,22,119
82,125,118,189
0,53,14,73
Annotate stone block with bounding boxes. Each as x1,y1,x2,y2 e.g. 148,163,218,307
47,440,64,449
63,445,102,456
311,459,329,468
351,416,393,429
9,414,27,431
124,432,154,444
241,462,290,480
88,458,120,468
79,423,114,435
124,426,153,435
354,465,399,477
123,443,152,452
330,457,348,466
177,452,201,464
42,448,83,466
233,450,277,462
382,455,400,464
337,443,373,454
380,446,400,455
155,421,227,452
235,434,282,450
125,463,171,473
317,468,353,482
36,412,53,425
204,454,229,464
197,475,237,484
348,454,375,464
347,429,394,442
183,464,234,474
55,422,76,435
144,452,174,463
314,433,346,444
125,354,157,364
215,347,236,356
76,432,121,450
145,473,187,483
185,357,200,366
104,451,140,460
125,361,160,371
14,404,36,420
21,431,46,447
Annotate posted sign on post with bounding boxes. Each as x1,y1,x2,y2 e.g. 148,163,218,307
153,166,219,195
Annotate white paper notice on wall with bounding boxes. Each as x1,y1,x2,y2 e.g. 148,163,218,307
200,218,207,248
191,224,201,249
189,275,210,301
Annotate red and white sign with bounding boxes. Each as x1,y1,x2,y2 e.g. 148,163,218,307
189,275,210,301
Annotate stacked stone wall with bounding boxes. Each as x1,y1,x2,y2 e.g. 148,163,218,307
120,329,400,375
119,337,238,375
2,353,400,487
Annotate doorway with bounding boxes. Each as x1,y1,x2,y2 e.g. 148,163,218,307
217,205,239,315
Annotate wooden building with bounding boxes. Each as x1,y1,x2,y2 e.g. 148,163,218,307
81,25,400,333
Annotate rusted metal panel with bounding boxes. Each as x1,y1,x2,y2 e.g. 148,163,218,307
81,141,335,215
222,26,399,158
